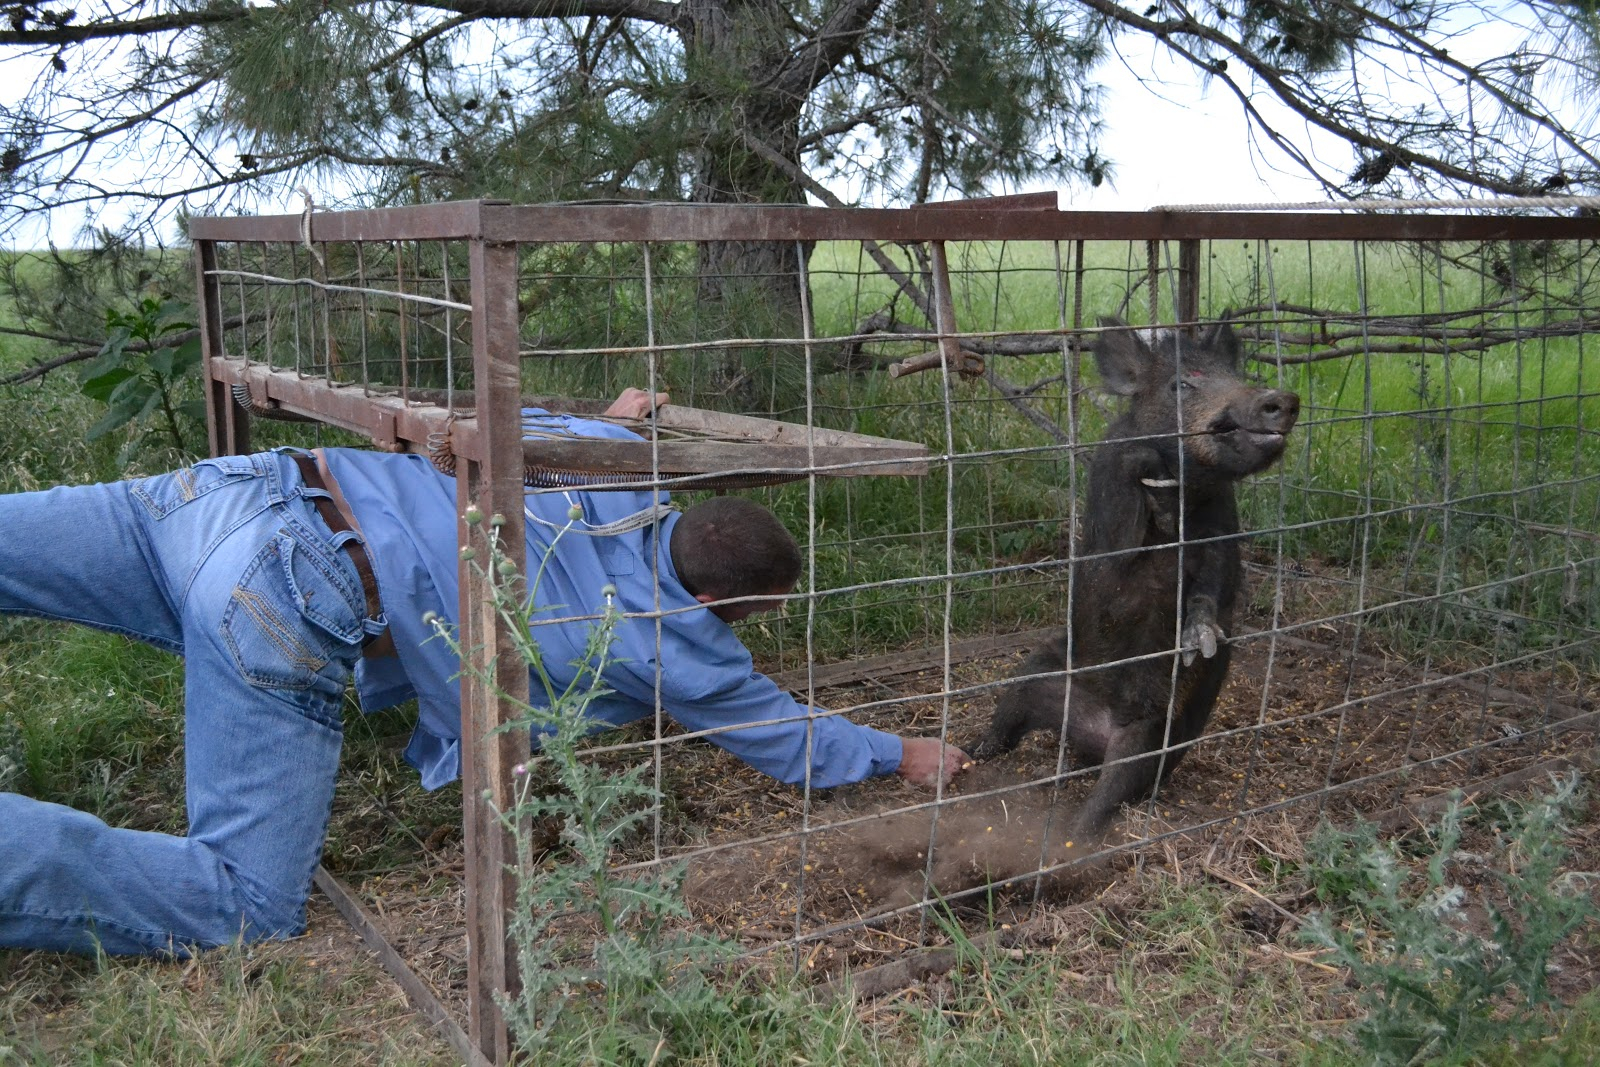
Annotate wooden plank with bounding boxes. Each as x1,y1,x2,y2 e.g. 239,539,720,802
207,358,931,479
634,403,928,451
521,438,928,478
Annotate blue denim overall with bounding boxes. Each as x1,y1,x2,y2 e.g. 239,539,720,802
0,451,380,955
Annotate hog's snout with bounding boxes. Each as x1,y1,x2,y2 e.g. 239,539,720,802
1206,386,1301,474
1252,389,1300,434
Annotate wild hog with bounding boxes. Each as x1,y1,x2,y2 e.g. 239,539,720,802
971,317,1300,851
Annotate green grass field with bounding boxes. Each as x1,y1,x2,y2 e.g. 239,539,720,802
2,236,1598,1064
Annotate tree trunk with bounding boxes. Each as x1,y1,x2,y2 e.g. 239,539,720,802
681,0,818,409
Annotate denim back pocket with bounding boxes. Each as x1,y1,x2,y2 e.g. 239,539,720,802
222,530,364,701
133,456,262,521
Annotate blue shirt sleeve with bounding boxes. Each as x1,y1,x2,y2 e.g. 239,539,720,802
593,589,904,788
662,668,904,788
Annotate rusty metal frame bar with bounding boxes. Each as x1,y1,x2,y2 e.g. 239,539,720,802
314,866,493,1067
210,356,934,485
190,198,1600,247
456,237,530,1062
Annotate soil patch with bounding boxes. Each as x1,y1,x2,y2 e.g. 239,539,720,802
327,624,1597,1012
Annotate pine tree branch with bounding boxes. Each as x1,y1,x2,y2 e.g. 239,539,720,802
0,151,321,235
366,13,478,73
0,3,252,46
799,102,907,150
0,323,220,387
311,144,463,178
739,129,1072,444
12,75,217,175
770,0,891,102
1078,0,1579,195
0,324,101,349
408,0,685,31
1320,0,1600,175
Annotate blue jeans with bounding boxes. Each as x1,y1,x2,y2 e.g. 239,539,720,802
0,451,378,955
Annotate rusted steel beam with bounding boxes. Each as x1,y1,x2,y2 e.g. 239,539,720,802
189,200,495,243
190,198,1600,247
1177,240,1202,331
482,202,1600,243
206,358,467,457
928,242,982,378
313,868,493,1067
458,238,529,1066
195,241,251,456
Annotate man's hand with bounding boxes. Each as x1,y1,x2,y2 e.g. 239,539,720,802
604,387,670,420
895,736,971,789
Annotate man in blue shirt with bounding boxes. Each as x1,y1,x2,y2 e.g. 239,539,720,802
0,388,967,956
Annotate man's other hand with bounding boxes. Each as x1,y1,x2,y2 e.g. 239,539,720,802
605,387,670,419
895,736,970,789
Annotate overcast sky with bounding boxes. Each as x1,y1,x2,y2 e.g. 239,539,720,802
1059,47,1334,211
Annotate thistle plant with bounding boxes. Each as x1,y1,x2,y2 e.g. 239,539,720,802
1301,772,1596,1066
435,504,734,1061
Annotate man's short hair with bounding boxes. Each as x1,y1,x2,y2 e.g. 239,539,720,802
670,496,801,599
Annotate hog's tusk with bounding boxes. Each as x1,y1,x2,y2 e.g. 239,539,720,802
1141,477,1179,488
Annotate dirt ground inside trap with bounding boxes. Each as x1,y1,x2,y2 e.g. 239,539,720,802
320,629,1600,1021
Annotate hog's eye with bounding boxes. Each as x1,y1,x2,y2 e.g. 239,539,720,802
1171,376,1197,393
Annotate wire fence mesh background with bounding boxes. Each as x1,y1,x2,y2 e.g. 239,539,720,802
197,203,1600,984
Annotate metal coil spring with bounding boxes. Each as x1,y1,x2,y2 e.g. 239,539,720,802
231,383,315,423
521,465,797,490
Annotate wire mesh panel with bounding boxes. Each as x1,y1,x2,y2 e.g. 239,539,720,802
193,200,1600,1058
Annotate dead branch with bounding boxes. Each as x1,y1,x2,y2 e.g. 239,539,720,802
819,916,1054,1002
740,131,1070,441
0,313,250,387
1374,753,1592,835
888,348,985,379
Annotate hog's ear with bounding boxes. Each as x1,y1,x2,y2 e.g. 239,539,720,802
1093,316,1152,396
1199,318,1242,370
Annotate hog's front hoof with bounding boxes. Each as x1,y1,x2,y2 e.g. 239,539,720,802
1180,620,1226,666
967,736,1009,762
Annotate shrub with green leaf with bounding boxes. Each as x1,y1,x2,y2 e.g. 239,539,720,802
78,297,205,463
1301,773,1597,1065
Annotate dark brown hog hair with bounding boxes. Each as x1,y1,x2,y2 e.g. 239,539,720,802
969,316,1300,856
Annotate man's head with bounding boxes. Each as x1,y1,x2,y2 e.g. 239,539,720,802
670,496,801,623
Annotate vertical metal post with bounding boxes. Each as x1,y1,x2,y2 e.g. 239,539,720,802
458,236,530,1065
928,241,963,373
1177,239,1201,332
194,239,249,457
1144,239,1160,327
